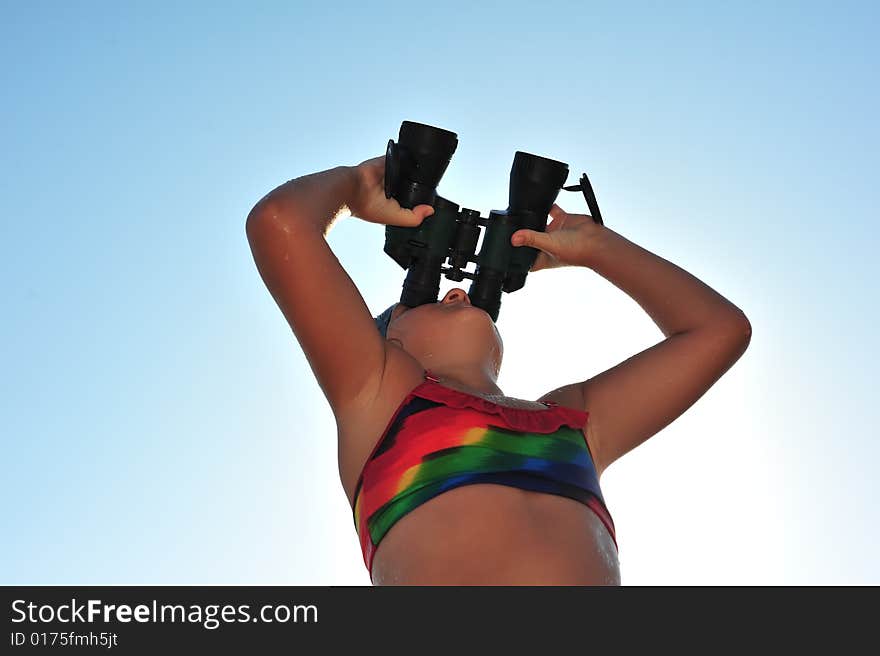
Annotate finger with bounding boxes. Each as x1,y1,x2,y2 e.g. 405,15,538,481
530,251,550,272
511,228,554,253
545,211,563,232
549,203,566,219
414,204,435,222
398,204,433,226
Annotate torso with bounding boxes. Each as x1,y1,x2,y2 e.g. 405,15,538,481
336,346,620,585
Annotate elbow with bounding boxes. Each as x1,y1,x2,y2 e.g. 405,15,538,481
246,198,287,248
741,313,752,342
730,309,752,339
245,209,262,248
245,197,273,235
246,197,313,245
734,317,752,353
718,309,752,347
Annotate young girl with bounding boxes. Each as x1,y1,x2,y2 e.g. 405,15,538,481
246,155,752,585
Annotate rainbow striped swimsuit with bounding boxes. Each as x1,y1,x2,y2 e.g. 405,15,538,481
351,369,617,581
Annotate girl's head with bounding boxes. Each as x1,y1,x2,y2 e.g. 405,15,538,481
374,288,504,378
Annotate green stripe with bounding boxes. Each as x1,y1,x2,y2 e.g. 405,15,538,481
365,426,590,543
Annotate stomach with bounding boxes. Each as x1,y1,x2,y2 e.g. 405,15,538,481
370,483,621,585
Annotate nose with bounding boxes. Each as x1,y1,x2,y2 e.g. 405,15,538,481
442,288,470,305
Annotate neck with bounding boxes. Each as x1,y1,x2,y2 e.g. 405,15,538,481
425,363,503,397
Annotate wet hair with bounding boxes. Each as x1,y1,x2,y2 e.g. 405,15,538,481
373,303,397,338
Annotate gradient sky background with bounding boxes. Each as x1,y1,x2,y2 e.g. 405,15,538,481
2,1,877,585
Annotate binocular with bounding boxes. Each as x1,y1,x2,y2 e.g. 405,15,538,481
383,120,605,322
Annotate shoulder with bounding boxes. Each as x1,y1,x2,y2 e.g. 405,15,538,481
335,344,427,501
535,383,585,413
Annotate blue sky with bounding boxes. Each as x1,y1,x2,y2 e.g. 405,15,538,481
2,1,877,585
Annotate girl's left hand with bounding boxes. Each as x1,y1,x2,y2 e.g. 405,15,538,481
348,155,436,227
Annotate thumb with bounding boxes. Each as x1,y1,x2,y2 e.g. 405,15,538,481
511,228,554,251
412,204,435,224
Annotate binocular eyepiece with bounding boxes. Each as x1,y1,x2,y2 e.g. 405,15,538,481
383,120,603,322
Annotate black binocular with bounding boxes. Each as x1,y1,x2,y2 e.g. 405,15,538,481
383,120,605,322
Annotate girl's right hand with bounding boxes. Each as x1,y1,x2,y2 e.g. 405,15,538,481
349,155,435,228
510,203,603,272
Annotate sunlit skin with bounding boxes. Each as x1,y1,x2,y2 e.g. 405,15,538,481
384,287,505,395
247,161,751,586
362,289,622,586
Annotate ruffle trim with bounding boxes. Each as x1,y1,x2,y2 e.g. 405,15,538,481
413,371,589,434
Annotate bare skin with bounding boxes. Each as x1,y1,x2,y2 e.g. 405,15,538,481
246,157,752,586
338,341,621,585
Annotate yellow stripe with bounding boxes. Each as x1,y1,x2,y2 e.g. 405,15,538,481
461,427,486,444
396,464,420,494
394,427,486,494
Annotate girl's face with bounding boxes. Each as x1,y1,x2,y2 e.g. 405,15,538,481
386,288,503,375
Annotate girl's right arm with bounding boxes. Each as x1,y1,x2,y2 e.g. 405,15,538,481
245,159,433,426
245,165,390,421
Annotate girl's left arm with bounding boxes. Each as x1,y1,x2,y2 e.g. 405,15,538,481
540,222,751,476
